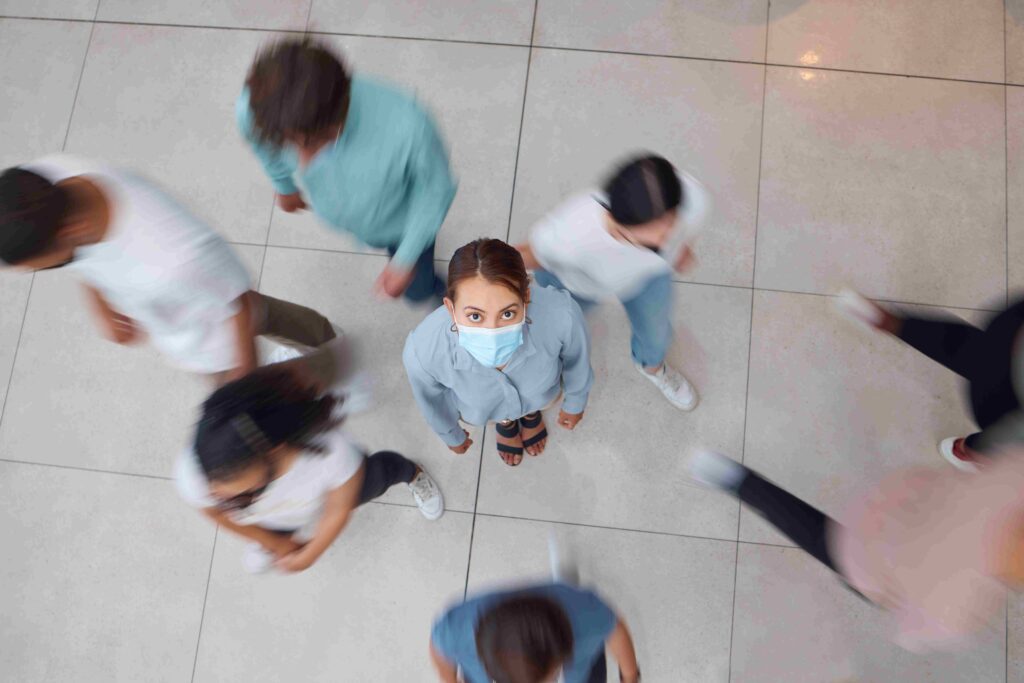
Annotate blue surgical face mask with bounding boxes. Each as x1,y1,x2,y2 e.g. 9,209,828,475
456,321,524,367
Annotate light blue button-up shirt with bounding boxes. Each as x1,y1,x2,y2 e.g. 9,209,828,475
403,284,593,447
236,75,457,267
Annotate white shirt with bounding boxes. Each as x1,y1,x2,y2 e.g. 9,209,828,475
174,430,365,536
529,169,712,302
23,155,252,373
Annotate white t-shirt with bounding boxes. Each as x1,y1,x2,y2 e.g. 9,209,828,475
174,429,365,536
529,169,712,302
23,155,252,373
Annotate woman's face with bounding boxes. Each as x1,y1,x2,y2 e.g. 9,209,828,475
445,275,527,329
617,208,679,248
208,457,274,507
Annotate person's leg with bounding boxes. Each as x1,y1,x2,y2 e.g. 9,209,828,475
250,291,336,348
389,243,445,304
584,651,607,683
622,273,673,371
356,450,419,504
897,314,987,380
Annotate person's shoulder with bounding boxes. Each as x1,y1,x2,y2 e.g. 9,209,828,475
408,305,451,346
529,281,579,318
173,447,215,508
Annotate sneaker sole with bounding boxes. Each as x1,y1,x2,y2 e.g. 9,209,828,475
938,437,978,473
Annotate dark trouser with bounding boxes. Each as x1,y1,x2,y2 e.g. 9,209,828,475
897,300,1024,450
386,242,445,303
737,471,838,572
357,450,418,504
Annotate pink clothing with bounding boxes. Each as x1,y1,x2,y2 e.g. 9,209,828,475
830,450,1024,652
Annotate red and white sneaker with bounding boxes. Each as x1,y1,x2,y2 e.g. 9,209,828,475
939,437,980,473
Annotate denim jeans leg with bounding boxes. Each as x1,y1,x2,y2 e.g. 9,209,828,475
621,273,673,368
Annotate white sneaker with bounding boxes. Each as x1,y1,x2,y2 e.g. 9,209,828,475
835,288,885,332
636,363,698,411
265,343,305,365
939,437,980,473
688,449,749,493
408,467,444,521
241,543,276,574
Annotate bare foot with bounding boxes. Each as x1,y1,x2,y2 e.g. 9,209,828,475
519,412,548,457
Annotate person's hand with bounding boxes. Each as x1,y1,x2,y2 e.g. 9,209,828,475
267,536,304,559
107,312,142,344
275,549,315,573
673,245,695,274
557,410,583,430
374,263,416,299
619,670,641,683
277,191,308,213
448,431,473,455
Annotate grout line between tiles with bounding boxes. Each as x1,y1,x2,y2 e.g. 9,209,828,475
59,15,95,153
0,275,34,435
303,0,314,33
728,33,770,681
502,1,538,243
0,456,172,480
1006,3,1012,308
461,431,488,600
190,526,218,683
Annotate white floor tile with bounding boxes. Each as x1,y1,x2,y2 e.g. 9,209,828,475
1011,594,1024,682
1010,87,1024,297
509,49,764,288
0,462,215,683
477,282,750,539
755,67,1005,309
309,0,535,44
741,290,984,546
97,0,310,30
466,515,735,682
767,0,1004,82
257,247,483,513
0,18,92,169
534,0,768,62
731,543,1006,682
193,504,471,682
0,245,264,476
65,24,289,244
267,35,528,262
0,270,30,418
0,0,97,20
1009,1,1024,85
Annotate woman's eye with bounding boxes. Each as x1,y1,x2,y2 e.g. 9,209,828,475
468,313,481,322
502,310,516,320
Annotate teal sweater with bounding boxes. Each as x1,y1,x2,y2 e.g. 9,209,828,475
237,76,457,266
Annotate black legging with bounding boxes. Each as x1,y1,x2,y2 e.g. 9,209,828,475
898,300,1024,450
357,450,418,504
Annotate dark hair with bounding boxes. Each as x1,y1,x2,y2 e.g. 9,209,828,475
245,38,352,148
194,366,339,481
0,167,70,265
603,154,682,226
475,596,574,683
446,238,529,302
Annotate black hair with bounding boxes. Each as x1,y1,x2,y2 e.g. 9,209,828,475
475,596,574,683
245,37,352,148
0,167,70,265
194,366,340,481
602,154,683,226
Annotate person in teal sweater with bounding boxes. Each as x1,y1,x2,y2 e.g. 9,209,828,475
237,38,457,303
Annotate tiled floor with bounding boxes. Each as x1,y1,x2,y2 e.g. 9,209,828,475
0,1,1020,681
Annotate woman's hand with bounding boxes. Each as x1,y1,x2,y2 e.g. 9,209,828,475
673,245,695,274
275,549,316,573
448,431,473,454
557,410,583,430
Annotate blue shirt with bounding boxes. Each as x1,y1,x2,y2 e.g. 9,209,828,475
431,583,617,683
403,284,594,447
236,76,457,267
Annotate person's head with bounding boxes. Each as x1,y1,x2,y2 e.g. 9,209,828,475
603,154,683,247
444,238,530,331
475,596,575,683
0,168,96,270
194,366,339,506
245,38,352,155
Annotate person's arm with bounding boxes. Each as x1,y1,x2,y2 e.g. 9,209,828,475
516,242,540,270
275,465,364,573
429,643,459,683
224,293,258,382
201,507,302,557
403,335,472,451
235,89,302,198
382,110,456,285
606,619,640,683
557,295,594,429
82,283,140,344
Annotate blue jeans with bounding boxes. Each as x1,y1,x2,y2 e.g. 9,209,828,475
387,241,445,303
533,269,672,368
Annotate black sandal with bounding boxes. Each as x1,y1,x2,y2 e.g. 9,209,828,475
518,411,548,455
494,420,523,466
